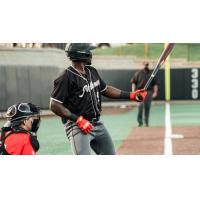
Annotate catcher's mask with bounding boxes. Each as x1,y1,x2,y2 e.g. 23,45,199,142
65,43,96,65
5,103,41,133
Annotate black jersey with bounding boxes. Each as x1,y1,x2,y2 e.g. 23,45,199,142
51,65,107,121
131,69,158,91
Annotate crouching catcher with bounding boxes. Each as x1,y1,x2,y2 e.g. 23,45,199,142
0,103,41,155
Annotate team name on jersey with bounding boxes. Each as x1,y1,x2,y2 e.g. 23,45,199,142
79,80,100,98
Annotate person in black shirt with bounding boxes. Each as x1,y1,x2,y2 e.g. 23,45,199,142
50,43,147,155
131,61,158,127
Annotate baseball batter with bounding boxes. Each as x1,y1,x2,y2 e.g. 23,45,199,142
50,43,147,155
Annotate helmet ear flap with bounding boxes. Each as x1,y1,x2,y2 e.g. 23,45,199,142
31,118,41,133
28,103,40,115
28,103,41,133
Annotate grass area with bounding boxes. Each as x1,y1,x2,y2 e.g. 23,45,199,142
93,43,200,61
103,104,165,148
0,102,199,155
0,104,165,155
37,117,71,155
41,104,164,154
170,103,200,126
37,104,165,155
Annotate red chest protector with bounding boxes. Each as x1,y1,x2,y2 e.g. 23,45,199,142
0,129,39,155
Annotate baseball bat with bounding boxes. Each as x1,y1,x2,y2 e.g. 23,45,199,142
144,43,174,90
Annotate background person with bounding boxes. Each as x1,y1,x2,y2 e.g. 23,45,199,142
131,61,158,127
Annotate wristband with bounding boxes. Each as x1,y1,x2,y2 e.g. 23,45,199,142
120,91,130,99
68,113,78,122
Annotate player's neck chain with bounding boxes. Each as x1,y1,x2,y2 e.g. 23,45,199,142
72,65,86,75
71,66,88,80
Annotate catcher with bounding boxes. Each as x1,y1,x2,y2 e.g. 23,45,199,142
50,43,147,155
0,102,41,155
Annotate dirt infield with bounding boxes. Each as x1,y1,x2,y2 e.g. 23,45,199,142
117,126,200,155
101,106,133,115
117,127,165,154
172,126,200,155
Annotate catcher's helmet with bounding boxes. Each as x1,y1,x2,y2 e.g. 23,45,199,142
5,103,41,133
65,43,96,65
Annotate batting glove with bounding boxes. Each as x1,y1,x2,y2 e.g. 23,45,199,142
76,116,93,134
130,89,147,102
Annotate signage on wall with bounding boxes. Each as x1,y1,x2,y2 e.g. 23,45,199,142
191,68,199,99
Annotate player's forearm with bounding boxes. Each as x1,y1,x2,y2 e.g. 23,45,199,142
50,99,93,133
153,85,158,94
132,84,136,92
102,85,130,99
102,85,147,102
49,99,78,121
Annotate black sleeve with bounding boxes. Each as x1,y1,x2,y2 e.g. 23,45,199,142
92,67,107,92
99,76,107,92
131,72,138,84
152,76,159,86
51,71,69,103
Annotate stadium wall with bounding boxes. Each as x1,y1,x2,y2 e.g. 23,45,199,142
99,68,200,101
0,49,199,111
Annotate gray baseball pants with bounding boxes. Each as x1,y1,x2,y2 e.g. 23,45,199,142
64,120,116,155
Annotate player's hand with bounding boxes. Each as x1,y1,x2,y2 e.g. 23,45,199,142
152,92,157,99
130,89,147,102
76,116,93,134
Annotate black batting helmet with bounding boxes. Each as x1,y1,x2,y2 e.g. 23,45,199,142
65,43,96,65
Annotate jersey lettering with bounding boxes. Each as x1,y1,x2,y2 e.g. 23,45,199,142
79,80,100,98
